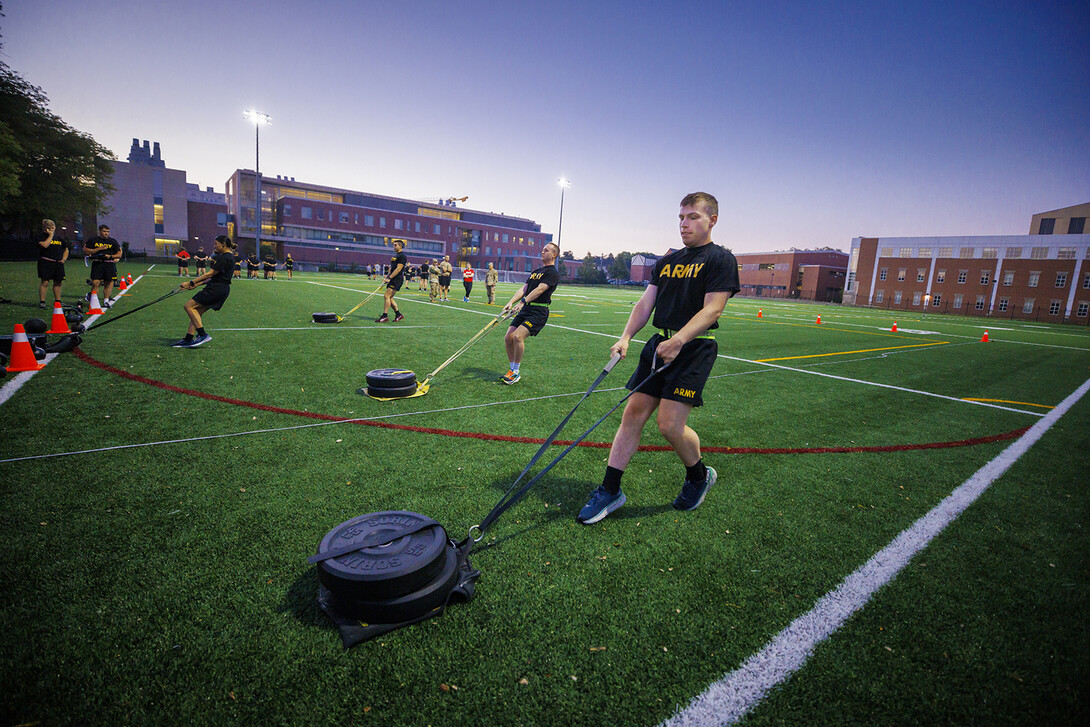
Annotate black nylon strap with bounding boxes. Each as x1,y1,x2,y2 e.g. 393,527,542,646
84,286,183,332
307,520,445,564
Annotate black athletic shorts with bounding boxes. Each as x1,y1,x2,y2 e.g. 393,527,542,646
192,281,231,311
90,260,117,282
387,277,403,292
627,333,717,407
178,260,189,268
38,259,66,284
509,304,549,336
439,275,451,287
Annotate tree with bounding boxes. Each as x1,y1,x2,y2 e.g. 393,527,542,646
609,251,633,281
0,59,116,235
576,253,607,284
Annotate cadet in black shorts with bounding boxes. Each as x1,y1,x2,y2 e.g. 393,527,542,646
172,235,238,348
35,219,69,308
578,192,739,524
246,253,259,279
499,242,561,384
376,240,406,322
87,225,122,308
285,254,294,279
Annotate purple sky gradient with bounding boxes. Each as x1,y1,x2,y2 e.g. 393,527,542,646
4,0,1088,257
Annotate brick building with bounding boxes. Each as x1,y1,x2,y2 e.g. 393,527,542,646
735,249,848,301
96,139,189,255
844,203,1090,322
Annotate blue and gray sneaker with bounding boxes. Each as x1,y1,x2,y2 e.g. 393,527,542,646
170,338,193,348
190,332,212,347
673,466,717,511
577,486,626,525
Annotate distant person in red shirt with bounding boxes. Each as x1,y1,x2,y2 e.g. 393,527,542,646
462,265,474,302
176,246,191,277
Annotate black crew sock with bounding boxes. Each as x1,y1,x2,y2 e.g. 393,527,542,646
686,459,708,484
183,333,194,342
196,327,206,336
602,466,624,494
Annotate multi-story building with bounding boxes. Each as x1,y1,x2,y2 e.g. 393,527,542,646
224,170,551,277
844,203,1090,322
735,249,848,301
96,139,189,256
185,184,229,257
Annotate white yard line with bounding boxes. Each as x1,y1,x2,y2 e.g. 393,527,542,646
659,375,1090,727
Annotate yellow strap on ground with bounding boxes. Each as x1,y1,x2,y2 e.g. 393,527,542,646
961,398,1054,409
756,341,948,362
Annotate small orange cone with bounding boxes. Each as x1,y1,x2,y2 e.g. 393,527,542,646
118,277,128,293
127,274,134,285
816,315,822,325
47,301,70,334
757,309,763,318
87,292,104,315
981,330,989,343
5,324,45,372
891,321,898,332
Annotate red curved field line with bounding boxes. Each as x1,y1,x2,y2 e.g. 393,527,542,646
74,348,1030,454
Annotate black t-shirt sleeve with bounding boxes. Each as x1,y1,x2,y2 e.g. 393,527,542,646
706,248,740,296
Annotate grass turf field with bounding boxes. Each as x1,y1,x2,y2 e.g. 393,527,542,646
1,261,1088,726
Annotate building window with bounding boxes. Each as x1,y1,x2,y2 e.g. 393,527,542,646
880,247,893,257
394,219,404,230
912,292,922,305
339,212,349,223
1038,217,1055,234
936,270,946,283
1077,302,1088,317
283,204,292,217
982,247,998,259
917,268,926,282
1056,273,1068,288
365,215,374,226
301,206,312,219
216,212,227,227
953,294,963,309
899,247,913,257
354,214,358,224
894,291,903,304
957,270,967,284
415,222,421,233
938,247,953,258
980,271,990,285
1005,247,1022,258
484,246,490,256
998,297,1009,312
975,296,985,310
897,268,906,281
1048,300,1062,315
1084,273,1090,289
1023,298,1035,314
879,267,888,281
875,290,884,302
1030,247,1049,259
919,247,932,258
1069,217,1086,234
502,234,509,243
932,294,941,307
1003,271,1014,286
1028,272,1040,287
1057,247,1076,259
960,247,975,258
379,217,386,228
433,223,441,234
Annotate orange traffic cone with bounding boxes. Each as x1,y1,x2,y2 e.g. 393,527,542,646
981,330,989,343
816,315,822,325
46,301,70,334
118,277,128,293
127,274,134,285
5,324,45,372
757,309,763,318
891,321,898,332
87,292,104,315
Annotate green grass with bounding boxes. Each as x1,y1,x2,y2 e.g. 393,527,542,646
1,261,1087,726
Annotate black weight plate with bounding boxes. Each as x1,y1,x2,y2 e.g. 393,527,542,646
316,511,448,601
366,368,417,387
312,312,339,323
24,318,49,334
366,382,418,398
64,311,84,324
331,544,460,623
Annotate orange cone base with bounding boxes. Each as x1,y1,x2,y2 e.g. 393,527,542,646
87,293,104,315
816,316,822,325
6,324,45,372
981,331,989,342
892,322,898,332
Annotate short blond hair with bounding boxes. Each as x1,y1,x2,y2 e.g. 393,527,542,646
42,219,55,230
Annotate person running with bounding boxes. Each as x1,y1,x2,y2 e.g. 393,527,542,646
438,255,453,301
86,224,122,308
499,242,561,385
175,246,191,277
376,240,407,323
172,235,237,348
462,265,474,302
35,219,68,309
194,248,209,276
285,253,294,279
485,262,499,304
246,252,259,279
576,192,740,525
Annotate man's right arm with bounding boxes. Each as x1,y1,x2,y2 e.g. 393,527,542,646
611,284,657,359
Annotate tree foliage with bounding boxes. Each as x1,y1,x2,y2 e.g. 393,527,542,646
0,59,116,233
576,253,608,284
609,251,633,280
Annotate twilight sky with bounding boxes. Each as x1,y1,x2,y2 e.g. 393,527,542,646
4,0,1088,257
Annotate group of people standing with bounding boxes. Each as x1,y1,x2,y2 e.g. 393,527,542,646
35,220,122,309
181,249,293,280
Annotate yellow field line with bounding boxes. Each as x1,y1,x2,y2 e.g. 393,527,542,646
961,398,1055,409
722,315,926,341
756,341,949,362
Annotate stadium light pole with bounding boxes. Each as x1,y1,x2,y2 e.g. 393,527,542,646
244,110,271,259
556,177,571,250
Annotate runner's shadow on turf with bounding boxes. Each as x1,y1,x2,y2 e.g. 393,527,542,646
458,366,508,383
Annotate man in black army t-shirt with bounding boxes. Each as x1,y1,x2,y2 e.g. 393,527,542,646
578,192,740,524
499,242,561,384
376,240,407,323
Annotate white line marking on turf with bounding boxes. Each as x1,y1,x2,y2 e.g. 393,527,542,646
660,375,1090,727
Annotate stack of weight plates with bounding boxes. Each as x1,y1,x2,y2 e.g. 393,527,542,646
364,368,418,398
314,511,461,623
